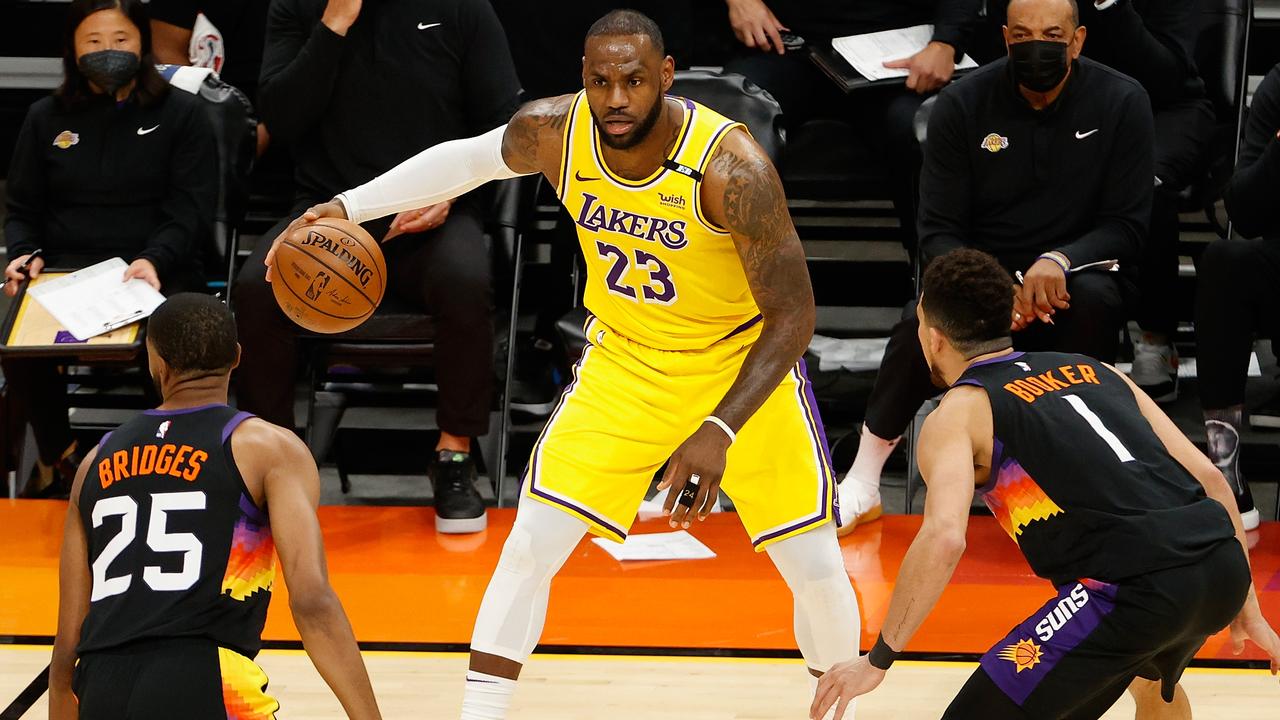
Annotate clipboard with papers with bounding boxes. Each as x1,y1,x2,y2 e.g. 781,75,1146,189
0,258,163,358
810,24,979,93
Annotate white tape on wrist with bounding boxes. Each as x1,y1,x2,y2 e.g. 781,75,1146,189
704,416,736,444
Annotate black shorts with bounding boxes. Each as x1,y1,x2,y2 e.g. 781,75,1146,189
944,539,1250,720
74,637,278,720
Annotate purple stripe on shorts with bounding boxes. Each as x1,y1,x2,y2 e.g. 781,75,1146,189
979,580,1118,706
751,363,834,546
144,403,227,417
221,411,255,444
528,485,627,540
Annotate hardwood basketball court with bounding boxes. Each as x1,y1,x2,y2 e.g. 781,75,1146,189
2,501,1277,717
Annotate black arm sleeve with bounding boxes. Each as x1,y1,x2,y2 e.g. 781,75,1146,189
459,0,522,133
1057,88,1153,266
1224,64,1280,239
147,0,200,30
930,0,984,57
1077,0,1199,105
3,104,47,260
256,0,346,142
136,101,218,281
918,92,972,267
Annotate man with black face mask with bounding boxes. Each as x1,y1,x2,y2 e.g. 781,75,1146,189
837,0,1154,532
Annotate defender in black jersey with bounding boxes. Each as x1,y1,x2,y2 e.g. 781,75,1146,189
50,294,382,720
813,250,1280,720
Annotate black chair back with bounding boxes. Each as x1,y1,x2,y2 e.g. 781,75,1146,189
158,65,258,290
1195,0,1251,122
670,70,786,164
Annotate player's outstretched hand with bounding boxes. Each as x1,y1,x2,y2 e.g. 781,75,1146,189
263,201,347,283
658,423,731,528
1230,607,1280,677
811,656,885,720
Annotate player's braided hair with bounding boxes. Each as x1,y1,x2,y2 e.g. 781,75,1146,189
148,293,238,374
920,249,1014,357
586,9,665,55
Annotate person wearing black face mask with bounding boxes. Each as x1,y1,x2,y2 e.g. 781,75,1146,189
837,0,1157,550
3,0,217,498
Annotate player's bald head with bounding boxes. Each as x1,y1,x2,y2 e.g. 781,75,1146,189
1007,0,1079,30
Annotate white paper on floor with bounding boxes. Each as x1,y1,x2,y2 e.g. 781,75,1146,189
591,530,716,561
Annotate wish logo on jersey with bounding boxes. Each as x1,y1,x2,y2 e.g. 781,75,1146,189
980,580,1118,704
575,192,688,250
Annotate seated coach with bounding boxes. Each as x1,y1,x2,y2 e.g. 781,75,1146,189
838,0,1153,527
232,0,521,533
3,0,216,497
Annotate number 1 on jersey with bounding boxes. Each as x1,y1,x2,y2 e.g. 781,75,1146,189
1063,395,1135,463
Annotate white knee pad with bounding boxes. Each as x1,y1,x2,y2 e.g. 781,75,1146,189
470,500,587,663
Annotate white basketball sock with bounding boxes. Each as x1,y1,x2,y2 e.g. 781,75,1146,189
460,671,516,720
846,425,898,492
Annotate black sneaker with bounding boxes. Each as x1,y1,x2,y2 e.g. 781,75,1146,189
1206,420,1260,530
20,445,79,500
428,450,487,534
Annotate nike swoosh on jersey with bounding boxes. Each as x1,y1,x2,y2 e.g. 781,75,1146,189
418,22,442,30
137,125,160,135
574,170,599,182
1074,129,1099,139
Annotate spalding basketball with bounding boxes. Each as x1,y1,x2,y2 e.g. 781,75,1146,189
271,218,386,334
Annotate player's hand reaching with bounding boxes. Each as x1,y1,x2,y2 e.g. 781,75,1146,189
1230,602,1280,676
263,201,347,283
658,422,732,528
810,656,885,720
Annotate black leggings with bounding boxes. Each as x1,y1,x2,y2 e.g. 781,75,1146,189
1194,235,1280,410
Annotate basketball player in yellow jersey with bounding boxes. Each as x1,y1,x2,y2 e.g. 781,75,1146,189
265,10,862,719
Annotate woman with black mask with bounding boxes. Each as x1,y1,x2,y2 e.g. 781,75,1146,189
3,0,217,497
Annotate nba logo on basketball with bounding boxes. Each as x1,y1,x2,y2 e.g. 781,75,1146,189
306,271,331,301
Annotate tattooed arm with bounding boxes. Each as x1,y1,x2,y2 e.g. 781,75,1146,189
658,128,817,527
265,94,573,278
701,128,816,430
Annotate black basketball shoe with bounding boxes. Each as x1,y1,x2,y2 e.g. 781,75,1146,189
1206,419,1259,530
429,450,487,534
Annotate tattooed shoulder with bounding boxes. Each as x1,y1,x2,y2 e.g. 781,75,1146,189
502,94,575,175
706,131,792,252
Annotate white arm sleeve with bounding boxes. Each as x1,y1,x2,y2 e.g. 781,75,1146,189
335,124,531,224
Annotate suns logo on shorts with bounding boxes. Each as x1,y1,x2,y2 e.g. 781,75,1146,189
980,133,1009,153
998,638,1043,673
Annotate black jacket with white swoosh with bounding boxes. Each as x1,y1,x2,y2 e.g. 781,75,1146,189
918,57,1153,273
4,88,217,283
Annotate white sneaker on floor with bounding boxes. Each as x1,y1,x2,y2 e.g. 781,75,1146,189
837,474,882,537
1130,337,1178,402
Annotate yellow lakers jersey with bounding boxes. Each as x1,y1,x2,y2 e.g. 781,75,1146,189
557,91,760,351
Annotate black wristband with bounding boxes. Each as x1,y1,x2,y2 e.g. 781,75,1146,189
867,634,900,670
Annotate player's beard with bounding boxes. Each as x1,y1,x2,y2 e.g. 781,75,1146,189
593,94,664,150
